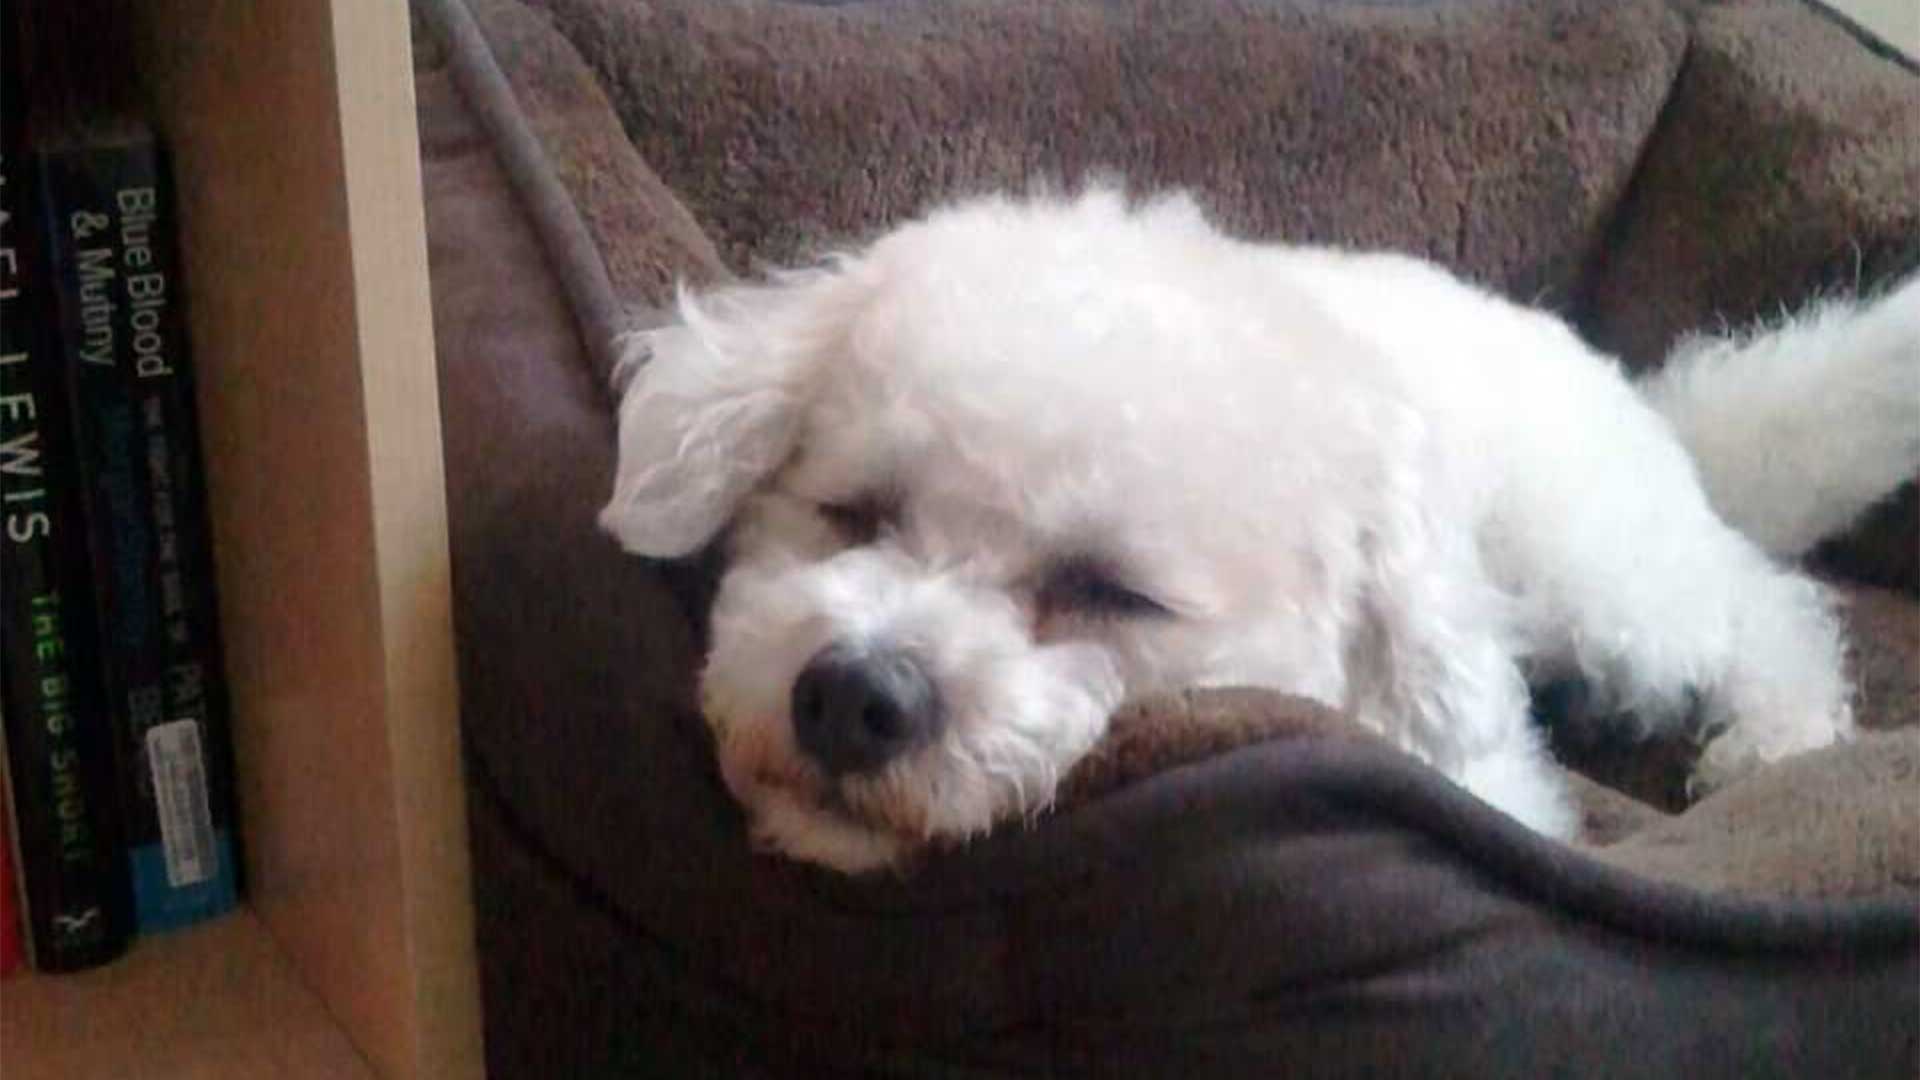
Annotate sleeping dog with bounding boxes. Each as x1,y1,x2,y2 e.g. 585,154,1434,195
601,188,1918,872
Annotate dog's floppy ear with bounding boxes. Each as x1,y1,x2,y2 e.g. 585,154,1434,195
599,271,854,557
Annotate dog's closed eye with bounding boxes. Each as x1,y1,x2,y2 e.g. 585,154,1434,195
816,493,899,545
1037,557,1173,620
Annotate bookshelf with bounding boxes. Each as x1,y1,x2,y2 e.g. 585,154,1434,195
0,1,483,1077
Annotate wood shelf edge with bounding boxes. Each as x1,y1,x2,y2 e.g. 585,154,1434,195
0,909,379,1080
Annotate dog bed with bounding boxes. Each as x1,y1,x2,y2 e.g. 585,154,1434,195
412,0,1919,1074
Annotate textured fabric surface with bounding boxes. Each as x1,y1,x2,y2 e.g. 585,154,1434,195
1850,583,1920,728
418,0,1920,1075
464,759,1919,1078
529,0,1687,308
1597,728,1920,898
457,0,727,309
1580,0,1920,369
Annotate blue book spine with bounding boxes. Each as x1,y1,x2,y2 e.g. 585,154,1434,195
37,135,240,933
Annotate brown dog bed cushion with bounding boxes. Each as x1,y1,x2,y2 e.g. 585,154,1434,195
416,0,1920,1074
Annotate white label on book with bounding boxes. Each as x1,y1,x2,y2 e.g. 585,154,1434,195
147,719,217,887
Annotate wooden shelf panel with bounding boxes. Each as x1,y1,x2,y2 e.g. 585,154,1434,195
0,910,376,1080
4,0,487,1076
7,0,478,1073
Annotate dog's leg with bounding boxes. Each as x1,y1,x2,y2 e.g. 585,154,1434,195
1622,283,1911,789
1688,555,1852,794
1552,512,1851,794
1490,372,1855,798
1345,501,1576,837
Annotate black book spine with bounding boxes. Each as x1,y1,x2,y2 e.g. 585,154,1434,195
115,145,241,928
37,137,240,933
0,6,135,972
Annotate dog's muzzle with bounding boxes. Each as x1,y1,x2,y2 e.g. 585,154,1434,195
791,642,943,775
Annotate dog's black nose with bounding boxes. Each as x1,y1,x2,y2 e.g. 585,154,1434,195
791,644,942,776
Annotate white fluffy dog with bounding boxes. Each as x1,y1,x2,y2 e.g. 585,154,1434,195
600,188,1919,873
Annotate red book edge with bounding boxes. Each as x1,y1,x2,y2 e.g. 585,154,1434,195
0,772,26,976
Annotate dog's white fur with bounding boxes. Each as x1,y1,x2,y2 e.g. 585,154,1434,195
601,189,1920,873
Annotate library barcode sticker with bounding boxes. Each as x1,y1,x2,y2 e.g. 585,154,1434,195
146,719,218,887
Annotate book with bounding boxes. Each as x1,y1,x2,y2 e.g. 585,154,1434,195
13,0,242,936
0,0,136,970
35,132,242,935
